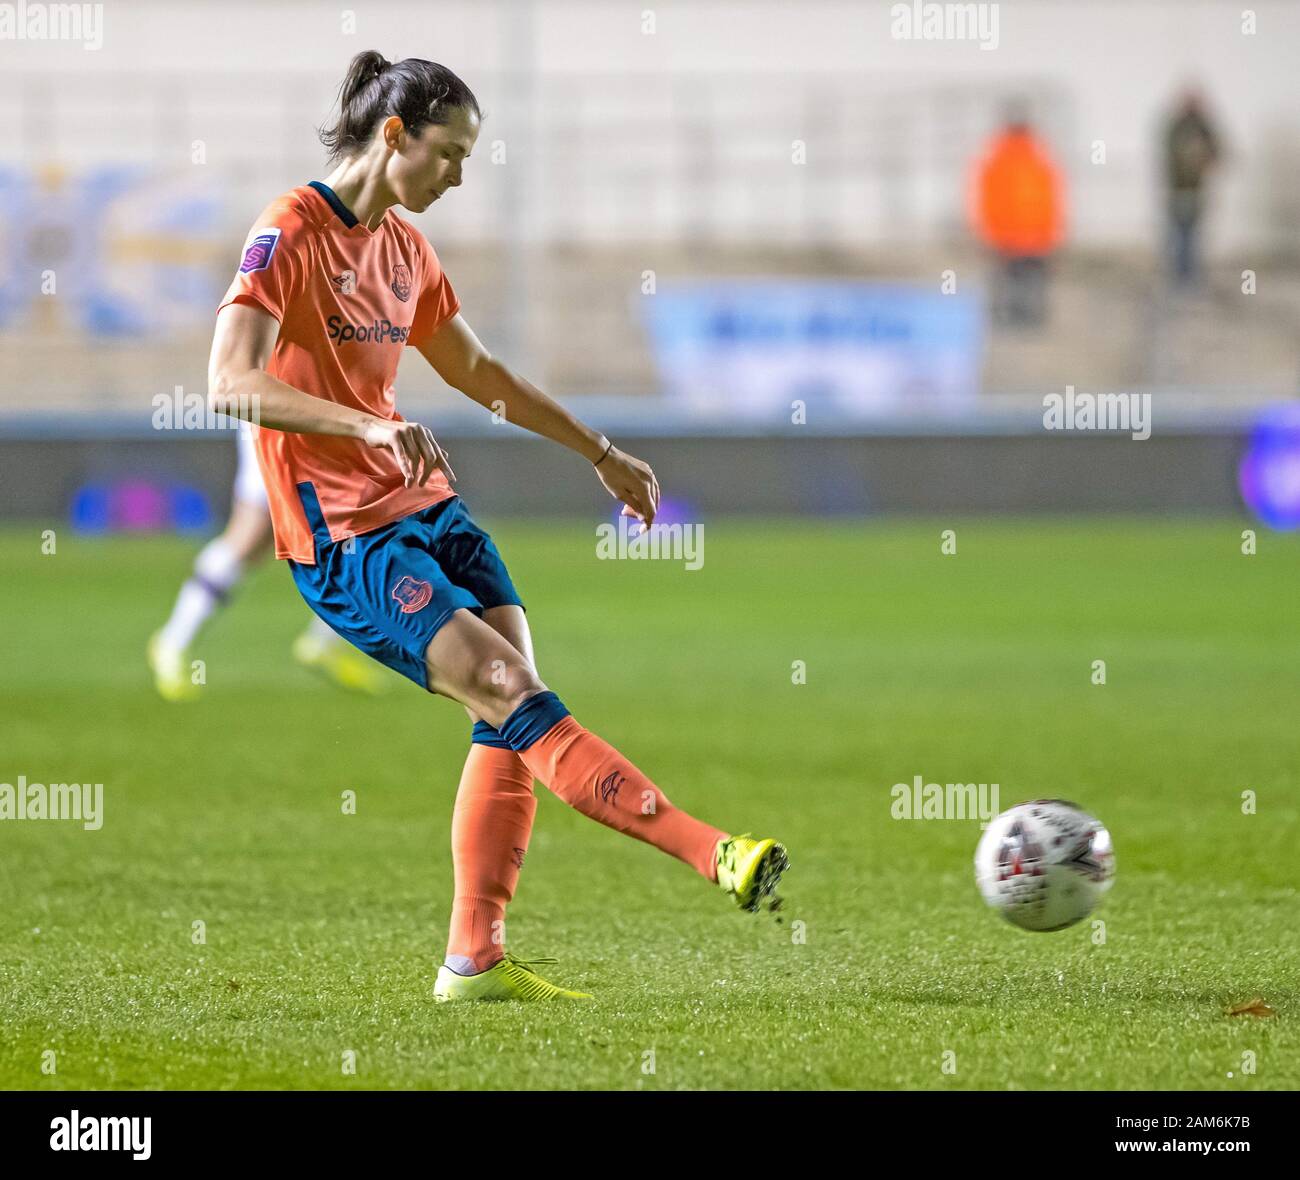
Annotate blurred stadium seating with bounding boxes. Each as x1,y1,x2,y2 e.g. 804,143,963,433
2,0,1299,516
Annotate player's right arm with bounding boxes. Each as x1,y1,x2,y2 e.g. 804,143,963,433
207,300,453,489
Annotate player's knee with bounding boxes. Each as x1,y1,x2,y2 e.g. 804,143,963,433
474,661,545,725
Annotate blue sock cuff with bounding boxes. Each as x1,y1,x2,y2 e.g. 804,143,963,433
470,720,513,749
498,691,571,751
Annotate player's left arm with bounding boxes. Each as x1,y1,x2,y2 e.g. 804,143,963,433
416,312,659,525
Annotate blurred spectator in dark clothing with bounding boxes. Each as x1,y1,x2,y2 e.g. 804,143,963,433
1164,89,1221,287
970,102,1066,328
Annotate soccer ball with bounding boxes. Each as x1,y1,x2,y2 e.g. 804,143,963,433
974,799,1115,932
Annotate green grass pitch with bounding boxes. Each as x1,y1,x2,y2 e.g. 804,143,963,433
1,517,1296,1090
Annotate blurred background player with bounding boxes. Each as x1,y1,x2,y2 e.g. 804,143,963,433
147,421,388,700
970,101,1066,328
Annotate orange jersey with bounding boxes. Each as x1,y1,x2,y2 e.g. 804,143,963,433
218,182,460,563
970,131,1065,257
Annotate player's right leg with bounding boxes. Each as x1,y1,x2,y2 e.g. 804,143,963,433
285,502,593,1001
285,495,787,999
423,610,789,917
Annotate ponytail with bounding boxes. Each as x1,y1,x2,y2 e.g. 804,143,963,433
320,51,480,161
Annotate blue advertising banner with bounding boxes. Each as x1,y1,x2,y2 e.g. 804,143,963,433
641,280,985,420
0,165,222,338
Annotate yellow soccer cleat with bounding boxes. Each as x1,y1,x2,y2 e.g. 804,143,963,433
292,630,390,695
716,833,790,914
147,631,201,702
433,953,594,1003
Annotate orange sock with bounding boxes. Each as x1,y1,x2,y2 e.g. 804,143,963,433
444,741,537,975
514,713,726,881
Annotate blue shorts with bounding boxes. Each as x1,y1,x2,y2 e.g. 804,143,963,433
288,485,523,691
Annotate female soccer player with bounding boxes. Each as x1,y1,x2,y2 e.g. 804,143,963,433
208,50,787,1002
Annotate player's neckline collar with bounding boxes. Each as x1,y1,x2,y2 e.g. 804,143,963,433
308,180,387,234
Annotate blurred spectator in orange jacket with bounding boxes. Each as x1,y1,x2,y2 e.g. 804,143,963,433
970,103,1066,327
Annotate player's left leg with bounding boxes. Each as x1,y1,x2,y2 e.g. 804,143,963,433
444,605,538,978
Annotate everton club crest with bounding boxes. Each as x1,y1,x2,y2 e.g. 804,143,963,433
390,263,412,302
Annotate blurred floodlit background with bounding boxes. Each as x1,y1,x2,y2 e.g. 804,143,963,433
2,0,1300,526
